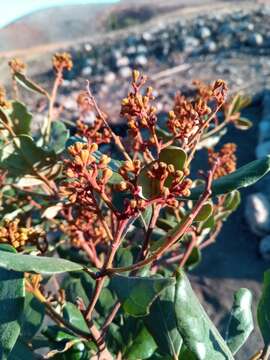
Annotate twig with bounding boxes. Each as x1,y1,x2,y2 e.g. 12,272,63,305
86,81,132,162
104,162,217,275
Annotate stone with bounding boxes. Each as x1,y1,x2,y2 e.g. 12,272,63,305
259,236,270,260
116,56,130,68
136,45,148,54
103,72,116,84
81,66,92,76
245,193,270,236
198,26,211,39
183,37,200,52
247,33,264,47
256,141,270,159
204,40,217,53
119,66,132,78
134,55,148,67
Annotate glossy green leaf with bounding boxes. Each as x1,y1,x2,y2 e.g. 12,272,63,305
110,274,175,317
10,101,32,135
224,191,241,212
9,337,35,360
190,156,270,199
48,121,69,154
21,292,45,341
0,250,84,274
145,284,183,358
63,302,89,334
174,270,234,359
159,146,187,173
124,326,157,359
138,147,187,199
226,288,253,355
185,247,201,271
0,135,56,178
194,202,213,222
14,72,49,97
258,270,270,346
0,246,25,360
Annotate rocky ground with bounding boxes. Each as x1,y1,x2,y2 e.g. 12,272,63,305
2,1,270,358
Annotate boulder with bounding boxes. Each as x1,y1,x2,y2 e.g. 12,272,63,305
245,193,270,236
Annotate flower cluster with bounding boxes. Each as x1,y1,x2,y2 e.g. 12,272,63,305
0,219,45,250
8,58,27,74
121,70,158,153
208,143,237,179
0,86,11,110
52,52,73,72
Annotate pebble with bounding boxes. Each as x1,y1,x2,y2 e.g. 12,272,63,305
119,66,132,78
134,55,148,67
116,56,130,68
198,26,211,39
247,33,264,46
245,193,270,236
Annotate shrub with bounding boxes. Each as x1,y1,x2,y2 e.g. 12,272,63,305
0,55,269,359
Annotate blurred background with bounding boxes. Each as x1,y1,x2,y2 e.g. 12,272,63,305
1,1,270,358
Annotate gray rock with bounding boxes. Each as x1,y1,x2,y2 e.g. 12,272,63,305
116,56,130,68
183,37,200,52
248,33,264,47
119,66,132,78
103,72,116,84
259,235,270,260
81,66,92,76
134,55,148,67
256,141,270,158
136,45,148,54
142,32,153,43
198,26,211,39
204,40,217,53
245,193,270,236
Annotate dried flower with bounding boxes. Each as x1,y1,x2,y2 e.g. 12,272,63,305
52,52,73,72
208,143,237,179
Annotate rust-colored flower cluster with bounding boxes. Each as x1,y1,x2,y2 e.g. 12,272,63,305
167,79,228,146
0,219,45,250
0,86,11,110
121,70,159,154
52,52,73,72
8,58,26,74
208,143,237,179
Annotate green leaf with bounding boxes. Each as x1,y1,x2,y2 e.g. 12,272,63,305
145,284,183,358
159,146,187,173
14,72,49,97
226,288,253,355
258,270,270,346
0,135,56,178
174,270,234,359
190,156,270,199
110,274,175,317
21,292,45,341
124,326,157,359
185,247,201,271
223,191,241,212
10,101,32,135
0,250,84,274
63,302,89,334
234,117,252,130
9,337,35,360
0,246,25,360
194,202,213,222
138,146,187,199
48,121,69,154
